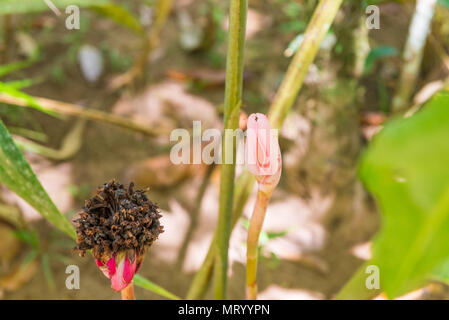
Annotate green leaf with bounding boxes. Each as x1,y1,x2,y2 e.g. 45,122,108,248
3,79,37,90
0,0,109,15
266,230,288,240
133,274,181,300
241,217,249,230
259,231,269,247
0,118,76,239
91,4,143,35
359,92,449,298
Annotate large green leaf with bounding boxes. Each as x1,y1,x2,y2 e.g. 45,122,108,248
0,0,108,15
433,259,449,285
0,118,76,238
359,92,449,298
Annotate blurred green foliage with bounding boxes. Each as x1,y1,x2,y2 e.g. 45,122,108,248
438,0,449,9
364,46,398,75
0,0,108,15
359,92,449,298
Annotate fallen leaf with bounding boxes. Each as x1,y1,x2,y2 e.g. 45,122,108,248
113,81,219,130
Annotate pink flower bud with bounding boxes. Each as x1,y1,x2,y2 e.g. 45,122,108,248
245,113,282,187
95,250,140,292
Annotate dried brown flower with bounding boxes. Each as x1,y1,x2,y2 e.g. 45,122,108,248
73,180,163,260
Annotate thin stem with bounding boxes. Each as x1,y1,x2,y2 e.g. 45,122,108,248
187,0,342,300
353,13,370,78
185,242,216,299
246,188,271,300
186,172,254,300
121,282,136,300
0,94,165,137
213,0,247,300
269,0,343,129
392,0,437,111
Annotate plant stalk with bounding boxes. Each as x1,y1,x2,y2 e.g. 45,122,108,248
186,172,254,299
392,0,437,111
187,0,342,300
246,188,271,300
213,0,247,300
121,282,136,300
0,94,165,137
269,0,343,129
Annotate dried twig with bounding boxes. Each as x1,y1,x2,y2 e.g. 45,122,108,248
0,93,166,137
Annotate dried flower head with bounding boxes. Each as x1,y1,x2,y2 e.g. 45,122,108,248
73,180,163,291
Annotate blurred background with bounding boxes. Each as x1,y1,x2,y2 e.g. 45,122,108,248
1,0,449,299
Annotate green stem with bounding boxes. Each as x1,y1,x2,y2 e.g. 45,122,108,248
186,240,216,299
186,172,254,300
269,0,343,129
213,0,248,300
246,188,271,300
187,0,342,300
